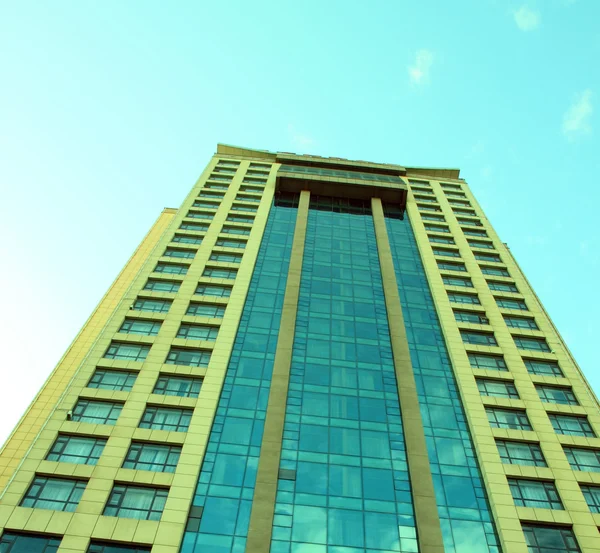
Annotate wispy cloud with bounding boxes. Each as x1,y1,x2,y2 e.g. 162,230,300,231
513,5,540,31
408,50,434,85
562,89,593,141
287,124,315,150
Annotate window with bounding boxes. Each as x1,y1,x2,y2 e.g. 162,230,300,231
87,543,151,553
419,205,442,212
215,238,246,249
0,533,61,553
411,186,431,193
429,236,455,245
468,240,494,250
564,447,600,472
217,160,240,167
437,261,467,272
205,183,229,190
414,195,438,203
548,414,595,437
179,222,208,232
580,485,600,513
488,281,518,293
453,208,477,217
119,319,161,336
481,266,510,277
139,406,192,432
235,194,260,203
448,292,480,305
123,443,182,473
477,379,519,399
46,435,107,465
208,174,233,182
21,476,86,512
486,407,532,430
239,186,263,194
187,210,214,220
172,234,202,245
522,525,581,553
230,204,258,213
221,225,251,236
536,385,578,406
442,276,473,287
524,359,563,377
474,252,501,263
209,252,242,264
192,201,220,209
132,298,171,313
203,267,237,279
186,302,225,318
198,191,224,199
457,218,483,227
469,353,507,371
166,347,211,367
433,248,461,258
461,330,498,346
508,479,563,509
154,263,188,275
424,224,450,233
409,179,430,186
449,199,470,207
143,279,181,293
88,369,137,392
72,399,123,425
503,316,538,330
463,229,488,237
195,284,231,297
103,484,168,521
104,342,150,362
454,310,489,324
163,248,195,259
496,297,527,310
496,440,546,467
421,214,445,222
513,336,551,352
176,323,219,341
153,375,203,397
213,166,237,174
226,215,254,224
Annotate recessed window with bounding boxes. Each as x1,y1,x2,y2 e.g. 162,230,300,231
409,179,431,186
195,284,232,297
496,440,546,467
198,191,225,199
461,330,498,346
139,406,192,432
88,369,137,392
424,224,450,233
179,222,209,232
217,160,240,167
88,542,151,553
421,214,445,222
463,229,488,238
203,267,238,279
414,195,438,203
480,266,509,277
186,210,214,220
239,185,263,193
477,379,519,399
209,252,242,264
437,261,467,272
208,174,233,182
508,478,563,509
442,276,472,287
132,298,171,313
474,252,501,263
454,310,489,325
486,407,532,430
166,347,211,367
213,166,237,173
226,214,254,224
186,302,225,318
411,186,431,194
0,532,61,553
453,208,477,217
153,375,203,397
215,238,246,249
119,318,161,336
488,281,518,293
46,435,107,465
536,385,578,406
21,476,86,512
496,297,527,311
143,279,181,293
468,239,494,250
524,359,563,377
548,414,595,437
236,194,260,203
221,225,251,236
103,484,168,521
580,485,600,513
433,248,461,258
163,248,195,259
503,315,538,330
449,199,471,207
154,263,188,275
172,234,202,245
513,336,550,352
122,443,182,474
230,204,258,213
72,399,123,425
448,292,480,305
205,183,229,190
563,447,600,472
104,342,150,362
522,525,581,553
192,200,219,210
429,235,455,245
419,205,442,213
458,218,483,227
468,353,507,371
177,323,219,341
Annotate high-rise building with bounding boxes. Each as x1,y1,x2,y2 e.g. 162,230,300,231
1,143,599,553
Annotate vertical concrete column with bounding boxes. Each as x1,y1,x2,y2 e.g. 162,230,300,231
371,198,445,553
246,190,310,553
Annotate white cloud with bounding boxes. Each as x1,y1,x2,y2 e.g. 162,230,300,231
513,5,540,31
562,89,593,141
408,50,434,85
287,124,315,150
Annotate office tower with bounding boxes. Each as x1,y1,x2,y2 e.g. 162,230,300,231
0,143,599,553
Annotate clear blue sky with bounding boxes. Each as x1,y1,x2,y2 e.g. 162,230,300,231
0,0,598,446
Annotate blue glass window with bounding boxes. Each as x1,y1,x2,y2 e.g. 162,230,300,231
46,435,106,465
21,476,86,511
0,533,61,553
